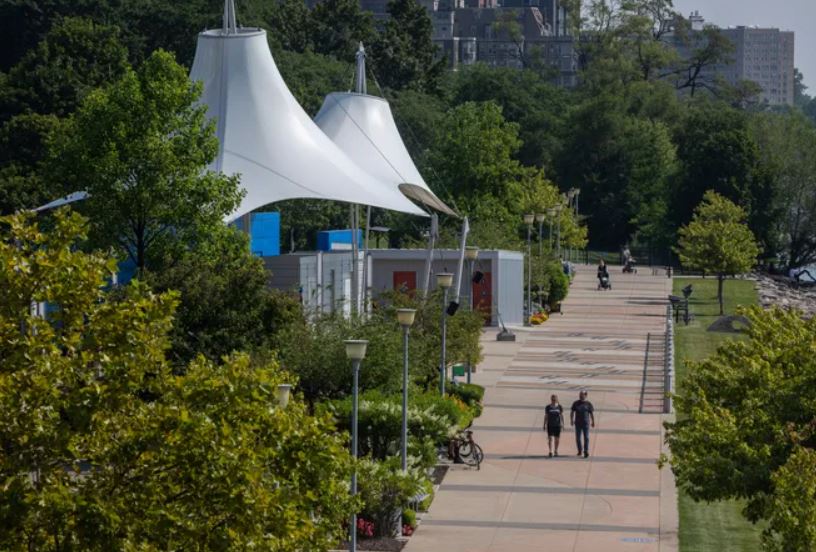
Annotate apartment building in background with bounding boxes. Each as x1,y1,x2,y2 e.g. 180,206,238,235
674,11,794,106
360,0,579,87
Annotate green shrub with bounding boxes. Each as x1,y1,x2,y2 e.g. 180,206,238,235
357,457,428,538
322,390,459,468
546,261,569,307
402,508,417,528
448,383,484,406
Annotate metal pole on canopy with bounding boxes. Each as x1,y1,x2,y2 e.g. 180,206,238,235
448,217,470,314
223,0,237,34
350,204,360,317
421,214,439,298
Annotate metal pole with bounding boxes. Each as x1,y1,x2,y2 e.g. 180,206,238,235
350,205,359,317
557,213,562,259
401,326,409,472
440,287,448,396
526,225,532,326
538,220,543,257
549,219,554,253
350,358,360,552
466,259,473,384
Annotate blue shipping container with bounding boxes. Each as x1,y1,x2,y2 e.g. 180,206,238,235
317,229,363,251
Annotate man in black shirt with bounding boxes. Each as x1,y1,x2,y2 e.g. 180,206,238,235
543,394,564,457
571,390,595,458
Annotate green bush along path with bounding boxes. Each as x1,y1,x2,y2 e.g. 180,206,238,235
673,277,763,552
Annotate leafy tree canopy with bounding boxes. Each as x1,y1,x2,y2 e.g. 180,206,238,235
0,209,355,550
675,190,759,313
369,0,444,93
666,306,816,551
46,50,242,272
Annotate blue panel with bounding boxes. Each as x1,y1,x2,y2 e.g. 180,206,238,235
250,212,280,257
317,229,363,251
232,212,281,257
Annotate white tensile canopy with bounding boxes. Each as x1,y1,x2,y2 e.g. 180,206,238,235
313,46,456,217
314,92,456,216
188,9,427,222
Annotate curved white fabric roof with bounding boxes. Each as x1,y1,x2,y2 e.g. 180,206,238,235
189,28,427,221
314,92,457,216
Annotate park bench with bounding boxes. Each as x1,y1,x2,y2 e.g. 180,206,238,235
669,287,692,325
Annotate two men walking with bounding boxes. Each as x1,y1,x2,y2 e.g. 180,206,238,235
543,390,595,458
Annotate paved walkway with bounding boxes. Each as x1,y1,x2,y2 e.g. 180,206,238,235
405,268,677,552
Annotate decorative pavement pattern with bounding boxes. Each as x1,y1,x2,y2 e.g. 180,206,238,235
404,268,677,552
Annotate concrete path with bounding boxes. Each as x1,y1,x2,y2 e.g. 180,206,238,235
405,268,677,552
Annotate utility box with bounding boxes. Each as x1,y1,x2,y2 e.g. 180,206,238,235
317,229,363,252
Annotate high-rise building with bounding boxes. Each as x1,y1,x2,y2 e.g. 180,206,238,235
720,26,794,105
357,0,578,86
671,12,794,106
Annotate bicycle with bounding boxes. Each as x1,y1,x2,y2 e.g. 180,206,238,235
448,429,484,470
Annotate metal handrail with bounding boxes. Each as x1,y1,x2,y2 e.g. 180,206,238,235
664,305,674,414
639,333,651,414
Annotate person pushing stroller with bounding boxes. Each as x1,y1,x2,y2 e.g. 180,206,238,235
597,259,611,290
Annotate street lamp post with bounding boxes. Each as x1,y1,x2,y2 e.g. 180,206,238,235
535,213,546,308
555,204,563,259
344,339,369,552
396,309,416,472
524,214,534,326
547,207,556,254
436,273,454,396
464,248,479,384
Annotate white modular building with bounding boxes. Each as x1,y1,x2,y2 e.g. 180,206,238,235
264,249,524,326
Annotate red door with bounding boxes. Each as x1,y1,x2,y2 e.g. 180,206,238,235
472,271,492,325
393,271,417,295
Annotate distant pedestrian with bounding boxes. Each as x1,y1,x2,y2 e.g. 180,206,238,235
571,390,595,458
544,394,564,457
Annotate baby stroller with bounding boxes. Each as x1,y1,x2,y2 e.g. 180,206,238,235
597,273,611,291
622,257,637,274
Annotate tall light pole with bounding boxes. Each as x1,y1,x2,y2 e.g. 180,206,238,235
436,273,454,396
547,207,556,254
344,339,369,552
536,213,546,257
566,189,576,261
396,309,416,472
464,247,479,384
555,204,563,260
524,214,534,326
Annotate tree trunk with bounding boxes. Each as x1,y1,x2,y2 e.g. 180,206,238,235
717,274,724,315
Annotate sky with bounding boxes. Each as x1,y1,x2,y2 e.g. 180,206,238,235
673,0,816,92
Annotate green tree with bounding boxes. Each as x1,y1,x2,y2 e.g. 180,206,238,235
671,102,776,249
557,91,676,248
675,191,759,314
750,111,816,268
47,50,242,273
0,16,129,122
369,0,444,92
147,226,303,364
0,112,60,214
450,64,571,169
0,209,355,550
309,0,375,62
665,307,816,550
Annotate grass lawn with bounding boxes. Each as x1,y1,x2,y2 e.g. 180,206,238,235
673,277,764,552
